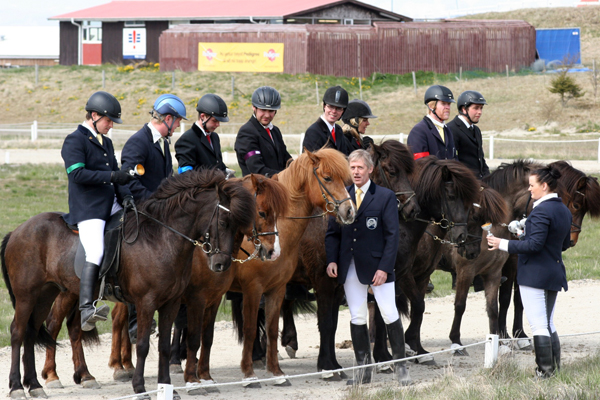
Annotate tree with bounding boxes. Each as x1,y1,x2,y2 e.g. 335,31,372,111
548,68,585,107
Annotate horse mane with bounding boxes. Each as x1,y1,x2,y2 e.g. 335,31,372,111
280,148,351,201
412,157,479,208
478,182,508,225
241,174,289,218
483,159,545,192
371,140,415,175
549,161,600,218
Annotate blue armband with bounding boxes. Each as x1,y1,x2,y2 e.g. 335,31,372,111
178,166,193,174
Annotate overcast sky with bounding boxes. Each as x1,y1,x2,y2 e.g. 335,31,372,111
3,0,577,26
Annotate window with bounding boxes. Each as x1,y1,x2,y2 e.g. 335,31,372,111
124,21,145,27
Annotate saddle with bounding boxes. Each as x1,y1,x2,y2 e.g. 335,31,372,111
64,210,127,303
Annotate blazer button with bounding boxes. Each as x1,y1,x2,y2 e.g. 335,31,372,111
104,153,107,157
353,238,356,242
557,260,560,263
350,248,353,251
106,163,109,166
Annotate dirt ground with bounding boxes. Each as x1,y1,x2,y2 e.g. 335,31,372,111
1,279,599,400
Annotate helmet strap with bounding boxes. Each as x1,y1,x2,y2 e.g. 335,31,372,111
459,105,475,125
202,114,212,133
91,114,104,135
427,101,444,123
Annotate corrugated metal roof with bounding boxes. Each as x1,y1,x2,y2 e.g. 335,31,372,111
49,0,409,22
0,26,59,58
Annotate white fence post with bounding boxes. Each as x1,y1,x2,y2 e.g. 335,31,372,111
489,135,494,160
157,383,174,400
180,121,185,135
597,139,600,163
31,120,38,141
484,334,499,368
299,133,305,154
4,151,9,164
399,133,404,143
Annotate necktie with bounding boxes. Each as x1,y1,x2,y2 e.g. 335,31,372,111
356,188,363,209
206,134,212,148
331,127,336,144
436,125,445,143
158,137,165,155
266,127,273,142
97,134,103,146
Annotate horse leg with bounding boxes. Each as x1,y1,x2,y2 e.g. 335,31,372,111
280,298,298,358
183,297,206,392
239,292,262,386
9,300,35,397
170,304,187,374
42,292,77,389
316,284,343,380
449,267,475,356
131,302,156,396
109,303,132,382
329,286,346,377
264,289,290,386
197,302,221,393
512,282,527,338
498,256,517,338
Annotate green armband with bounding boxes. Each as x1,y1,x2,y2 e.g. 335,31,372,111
66,163,85,174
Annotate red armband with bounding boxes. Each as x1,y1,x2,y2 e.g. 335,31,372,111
413,151,430,160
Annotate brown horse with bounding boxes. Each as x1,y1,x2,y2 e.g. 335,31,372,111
1,170,254,399
38,173,287,392
224,148,355,387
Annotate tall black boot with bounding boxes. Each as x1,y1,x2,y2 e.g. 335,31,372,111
533,335,554,378
79,262,110,331
347,323,372,385
386,319,412,386
551,331,561,372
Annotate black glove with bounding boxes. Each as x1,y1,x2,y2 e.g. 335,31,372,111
362,136,374,150
111,170,134,185
122,195,135,210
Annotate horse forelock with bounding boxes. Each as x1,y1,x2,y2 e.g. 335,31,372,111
259,178,289,218
439,160,480,207
483,159,544,193
478,183,508,225
376,140,415,175
414,158,479,207
550,161,600,218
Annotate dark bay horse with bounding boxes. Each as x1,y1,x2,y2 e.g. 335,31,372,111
38,173,287,391
1,170,254,399
220,148,356,387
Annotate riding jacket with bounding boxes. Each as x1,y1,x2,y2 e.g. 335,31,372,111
407,116,457,160
61,124,131,225
175,122,226,173
303,118,352,156
446,115,490,179
234,115,292,176
121,123,173,202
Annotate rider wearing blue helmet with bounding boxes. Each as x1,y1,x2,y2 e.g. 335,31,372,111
120,93,187,342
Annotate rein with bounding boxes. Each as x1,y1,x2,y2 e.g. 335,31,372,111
376,161,416,214
287,166,352,220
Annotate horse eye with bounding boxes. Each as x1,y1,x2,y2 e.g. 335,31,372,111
219,220,227,228
573,203,581,210
259,211,266,218
323,176,332,182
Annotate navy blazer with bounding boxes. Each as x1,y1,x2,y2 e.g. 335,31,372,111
61,124,131,225
407,117,457,160
507,197,572,292
325,182,399,285
303,118,352,156
121,124,173,202
446,115,490,179
234,116,292,176
175,123,226,173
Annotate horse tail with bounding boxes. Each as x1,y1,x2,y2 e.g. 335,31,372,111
31,321,57,350
396,290,410,318
280,299,317,316
66,299,100,346
1,232,16,308
230,296,244,343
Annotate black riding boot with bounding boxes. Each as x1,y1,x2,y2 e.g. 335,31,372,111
386,319,412,386
551,331,561,372
79,262,109,331
533,335,554,378
347,323,372,385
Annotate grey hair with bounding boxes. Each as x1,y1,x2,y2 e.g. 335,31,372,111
151,110,167,123
348,149,373,169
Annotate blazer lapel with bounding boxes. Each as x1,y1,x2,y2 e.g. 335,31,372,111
459,121,478,146
357,184,375,216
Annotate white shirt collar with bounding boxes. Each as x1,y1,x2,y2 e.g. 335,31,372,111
533,193,558,208
458,115,472,129
355,179,371,196
82,120,99,138
320,115,336,132
426,114,446,129
195,121,210,137
147,122,164,143
252,114,274,130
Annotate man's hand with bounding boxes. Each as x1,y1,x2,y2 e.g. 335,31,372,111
327,262,338,278
372,270,388,286
122,195,135,210
111,170,134,185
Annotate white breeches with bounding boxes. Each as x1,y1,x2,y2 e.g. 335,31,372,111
519,285,558,337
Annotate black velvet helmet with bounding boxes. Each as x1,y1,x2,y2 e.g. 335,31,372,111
323,86,349,108
85,91,123,124
424,85,455,104
196,94,229,122
252,86,281,110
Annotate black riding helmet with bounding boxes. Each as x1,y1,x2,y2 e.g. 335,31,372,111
85,91,123,124
342,99,377,126
424,85,455,104
196,94,229,122
252,86,281,110
457,90,487,111
323,86,349,108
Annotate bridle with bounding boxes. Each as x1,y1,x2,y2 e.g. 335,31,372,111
375,160,416,216
287,166,352,219
569,190,585,234
123,195,232,258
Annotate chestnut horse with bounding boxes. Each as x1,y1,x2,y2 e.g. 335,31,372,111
1,170,254,399
38,174,287,392
225,148,355,387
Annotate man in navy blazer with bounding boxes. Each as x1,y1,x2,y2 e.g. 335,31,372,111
325,149,411,386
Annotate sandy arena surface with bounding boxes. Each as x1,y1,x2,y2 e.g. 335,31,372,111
1,279,599,399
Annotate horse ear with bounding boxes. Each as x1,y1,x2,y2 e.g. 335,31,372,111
369,143,380,158
304,148,320,165
250,173,265,194
577,177,587,191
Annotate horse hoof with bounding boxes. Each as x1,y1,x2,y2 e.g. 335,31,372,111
170,364,184,374
450,343,469,357
321,371,342,382
415,354,436,365
516,338,533,350
173,390,182,400
252,359,266,370
45,379,64,389
200,379,220,394
378,365,394,374
285,345,296,359
113,369,132,382
499,345,512,356
136,395,151,400
242,377,261,388
274,376,291,387
10,389,27,400
185,382,208,396
82,379,101,389
405,344,417,357
29,388,48,398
